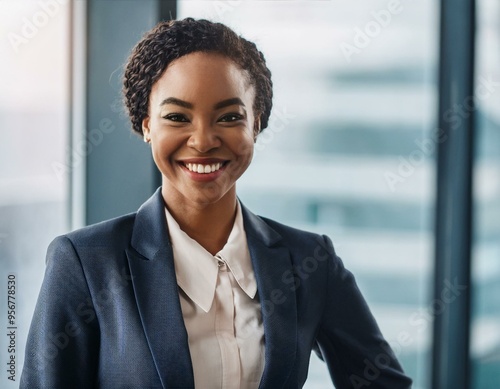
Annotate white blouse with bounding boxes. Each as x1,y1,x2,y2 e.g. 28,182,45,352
165,202,265,389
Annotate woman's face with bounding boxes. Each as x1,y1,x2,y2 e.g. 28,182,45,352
142,51,259,208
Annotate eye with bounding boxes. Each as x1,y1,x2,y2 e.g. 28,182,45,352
219,113,244,122
163,113,189,122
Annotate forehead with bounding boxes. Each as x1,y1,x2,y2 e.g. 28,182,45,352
150,52,254,103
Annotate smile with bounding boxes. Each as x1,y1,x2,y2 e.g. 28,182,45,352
184,162,225,174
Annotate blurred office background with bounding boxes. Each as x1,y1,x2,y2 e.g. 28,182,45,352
0,1,498,388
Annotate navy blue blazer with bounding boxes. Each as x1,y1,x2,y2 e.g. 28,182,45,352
21,188,412,388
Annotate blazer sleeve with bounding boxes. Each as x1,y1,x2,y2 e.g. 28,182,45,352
314,234,413,389
20,236,100,389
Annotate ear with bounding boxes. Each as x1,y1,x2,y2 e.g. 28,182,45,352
253,117,261,141
142,116,151,143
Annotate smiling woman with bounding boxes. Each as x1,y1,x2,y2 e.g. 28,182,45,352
144,52,257,254
21,18,412,389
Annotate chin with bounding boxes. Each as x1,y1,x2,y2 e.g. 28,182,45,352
184,187,229,205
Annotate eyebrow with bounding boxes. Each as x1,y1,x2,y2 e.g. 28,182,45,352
159,97,192,109
159,97,245,110
214,97,245,110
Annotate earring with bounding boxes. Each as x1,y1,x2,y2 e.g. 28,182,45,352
144,136,150,143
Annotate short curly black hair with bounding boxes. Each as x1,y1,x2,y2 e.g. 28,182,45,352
123,17,273,136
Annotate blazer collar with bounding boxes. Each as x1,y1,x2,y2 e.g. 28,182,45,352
127,188,297,389
127,188,194,389
241,203,298,389
129,187,170,260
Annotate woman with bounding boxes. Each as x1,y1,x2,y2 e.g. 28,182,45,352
21,18,412,389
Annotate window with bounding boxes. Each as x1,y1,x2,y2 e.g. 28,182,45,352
471,0,500,387
178,1,438,387
0,2,70,385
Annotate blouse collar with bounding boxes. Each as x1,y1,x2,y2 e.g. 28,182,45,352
165,201,257,313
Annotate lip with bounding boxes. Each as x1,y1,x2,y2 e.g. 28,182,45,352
177,158,229,182
178,158,228,164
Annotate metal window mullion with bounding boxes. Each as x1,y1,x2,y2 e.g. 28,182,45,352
432,0,475,389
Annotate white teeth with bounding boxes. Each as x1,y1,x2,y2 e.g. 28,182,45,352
185,162,224,174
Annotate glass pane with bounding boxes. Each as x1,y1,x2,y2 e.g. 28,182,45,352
471,0,500,387
0,2,70,385
178,2,438,388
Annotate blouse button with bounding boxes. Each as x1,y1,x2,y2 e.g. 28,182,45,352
216,254,227,271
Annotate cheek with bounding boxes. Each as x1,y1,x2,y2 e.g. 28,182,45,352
232,129,255,158
149,145,166,173
153,131,185,155
149,135,182,173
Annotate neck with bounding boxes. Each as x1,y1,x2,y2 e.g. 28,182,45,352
161,185,237,255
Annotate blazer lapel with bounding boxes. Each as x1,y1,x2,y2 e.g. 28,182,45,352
125,189,297,388
126,188,194,389
241,203,298,389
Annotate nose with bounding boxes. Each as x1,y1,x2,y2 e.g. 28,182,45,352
187,121,221,153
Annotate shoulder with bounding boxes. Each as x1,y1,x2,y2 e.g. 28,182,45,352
259,215,322,241
255,214,336,258
44,213,138,284
52,212,137,252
